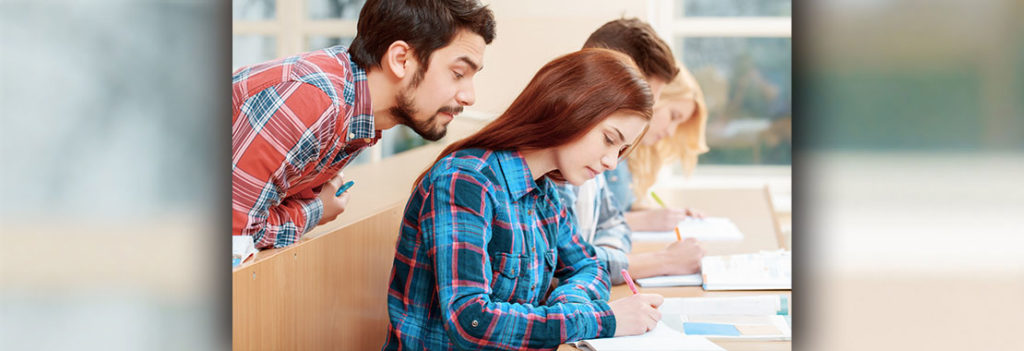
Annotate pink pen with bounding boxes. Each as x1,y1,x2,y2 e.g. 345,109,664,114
621,269,639,295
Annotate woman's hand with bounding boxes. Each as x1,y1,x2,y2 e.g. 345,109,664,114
609,293,664,336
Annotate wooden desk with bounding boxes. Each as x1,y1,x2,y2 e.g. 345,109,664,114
559,186,791,351
232,202,405,350
638,185,784,256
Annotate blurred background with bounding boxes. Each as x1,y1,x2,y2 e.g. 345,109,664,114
1,1,230,350
798,1,1024,350
1,0,1021,350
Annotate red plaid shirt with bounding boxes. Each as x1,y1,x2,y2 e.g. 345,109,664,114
231,46,379,249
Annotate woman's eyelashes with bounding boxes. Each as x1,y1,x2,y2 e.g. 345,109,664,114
617,144,630,157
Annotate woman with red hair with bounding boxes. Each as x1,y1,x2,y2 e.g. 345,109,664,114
383,49,665,350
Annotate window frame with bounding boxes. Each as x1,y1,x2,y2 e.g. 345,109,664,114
647,0,792,166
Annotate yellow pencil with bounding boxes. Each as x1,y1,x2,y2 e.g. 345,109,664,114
650,191,668,208
675,227,682,241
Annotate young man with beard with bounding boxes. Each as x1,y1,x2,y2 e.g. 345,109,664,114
232,0,496,249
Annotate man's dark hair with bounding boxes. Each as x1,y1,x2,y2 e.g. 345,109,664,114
583,18,679,82
349,0,496,70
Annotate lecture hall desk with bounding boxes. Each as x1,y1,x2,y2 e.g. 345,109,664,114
559,185,791,351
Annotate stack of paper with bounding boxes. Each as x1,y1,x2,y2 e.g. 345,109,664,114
660,295,791,341
660,295,788,316
232,235,258,267
635,250,791,290
701,250,791,290
575,322,724,351
632,217,744,242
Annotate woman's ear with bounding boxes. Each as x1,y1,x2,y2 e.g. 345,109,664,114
382,41,412,80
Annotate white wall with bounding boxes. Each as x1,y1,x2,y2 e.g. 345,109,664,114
471,1,652,116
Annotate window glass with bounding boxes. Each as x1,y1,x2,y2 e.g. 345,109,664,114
678,37,792,164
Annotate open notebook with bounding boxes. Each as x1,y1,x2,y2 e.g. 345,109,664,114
659,295,791,341
632,217,744,242
574,322,724,351
635,250,791,290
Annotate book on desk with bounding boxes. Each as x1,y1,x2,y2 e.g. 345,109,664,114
661,295,791,341
574,295,791,349
636,250,791,290
574,322,724,351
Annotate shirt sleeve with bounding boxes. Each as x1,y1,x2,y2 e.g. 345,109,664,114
232,81,338,249
591,181,634,285
425,169,616,350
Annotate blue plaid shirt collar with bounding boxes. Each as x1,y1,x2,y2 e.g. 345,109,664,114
495,150,545,201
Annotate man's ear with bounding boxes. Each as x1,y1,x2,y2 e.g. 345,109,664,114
383,41,413,80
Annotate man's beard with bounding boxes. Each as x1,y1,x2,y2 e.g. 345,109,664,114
390,86,463,142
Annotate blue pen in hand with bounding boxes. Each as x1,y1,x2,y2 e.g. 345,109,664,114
335,180,355,197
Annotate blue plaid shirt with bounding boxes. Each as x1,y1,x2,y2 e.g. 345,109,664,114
383,149,616,350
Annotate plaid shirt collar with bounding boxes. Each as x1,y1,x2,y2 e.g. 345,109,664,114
336,48,379,143
495,150,545,201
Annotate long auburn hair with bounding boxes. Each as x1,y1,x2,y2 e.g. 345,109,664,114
415,48,653,187
627,63,709,209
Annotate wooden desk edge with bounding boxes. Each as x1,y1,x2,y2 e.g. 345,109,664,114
232,198,408,272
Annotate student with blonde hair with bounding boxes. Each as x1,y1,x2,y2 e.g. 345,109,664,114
613,64,710,229
555,18,709,285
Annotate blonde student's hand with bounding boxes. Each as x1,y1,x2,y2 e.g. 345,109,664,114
317,173,350,225
609,293,664,336
661,238,705,276
681,207,705,219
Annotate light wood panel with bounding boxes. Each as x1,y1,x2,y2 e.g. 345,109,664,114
233,202,404,350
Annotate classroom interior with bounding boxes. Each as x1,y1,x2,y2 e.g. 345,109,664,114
232,0,793,350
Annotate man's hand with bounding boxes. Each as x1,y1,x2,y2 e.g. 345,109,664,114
317,173,350,225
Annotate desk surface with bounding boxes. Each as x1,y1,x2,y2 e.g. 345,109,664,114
559,186,790,351
638,185,783,255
